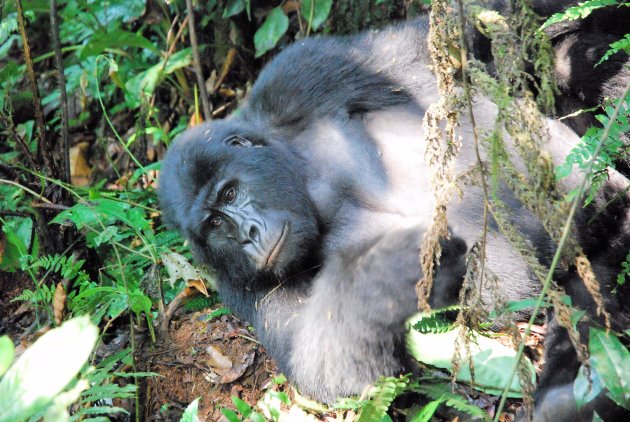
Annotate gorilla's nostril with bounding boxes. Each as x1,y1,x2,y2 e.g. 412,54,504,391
249,225,259,240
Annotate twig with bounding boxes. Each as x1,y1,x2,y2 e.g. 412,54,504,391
0,179,52,203
50,0,71,185
31,202,70,211
0,210,31,217
15,0,54,174
149,15,188,111
185,0,212,120
0,114,39,170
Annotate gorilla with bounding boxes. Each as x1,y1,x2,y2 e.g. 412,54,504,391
158,3,630,421
467,0,630,173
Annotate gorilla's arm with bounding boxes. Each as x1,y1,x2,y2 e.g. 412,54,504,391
218,227,467,403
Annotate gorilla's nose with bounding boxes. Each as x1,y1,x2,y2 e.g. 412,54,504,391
238,221,261,244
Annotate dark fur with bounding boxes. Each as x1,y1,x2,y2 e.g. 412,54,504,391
159,8,630,421
466,0,630,174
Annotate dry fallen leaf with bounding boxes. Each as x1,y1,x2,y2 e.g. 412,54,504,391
53,282,67,325
206,345,233,371
218,351,255,384
69,141,92,186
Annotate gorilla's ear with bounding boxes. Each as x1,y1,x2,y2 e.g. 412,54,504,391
223,135,265,148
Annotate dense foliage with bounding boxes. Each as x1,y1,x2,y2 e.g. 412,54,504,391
0,0,628,421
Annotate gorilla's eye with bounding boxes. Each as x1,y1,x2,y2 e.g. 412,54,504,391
210,216,223,230
223,187,236,203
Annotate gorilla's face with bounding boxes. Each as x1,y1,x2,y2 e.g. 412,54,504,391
159,119,320,285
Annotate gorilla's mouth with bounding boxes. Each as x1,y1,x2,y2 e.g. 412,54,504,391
265,223,289,268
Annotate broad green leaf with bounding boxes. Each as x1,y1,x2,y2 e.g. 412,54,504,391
301,0,333,30
0,336,15,377
574,364,605,408
80,30,158,60
180,397,200,422
254,7,289,58
0,316,99,422
52,198,150,232
407,315,535,397
589,328,630,408
223,0,245,18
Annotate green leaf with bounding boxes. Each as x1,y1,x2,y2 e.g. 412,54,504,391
407,315,535,397
180,397,201,422
249,412,266,422
231,396,251,417
80,30,158,60
223,0,245,18
220,408,240,422
300,0,333,30
573,364,605,408
52,198,150,232
0,217,32,272
598,33,630,65
0,316,99,422
540,0,620,30
409,398,444,422
588,328,630,408
0,336,15,377
254,7,289,58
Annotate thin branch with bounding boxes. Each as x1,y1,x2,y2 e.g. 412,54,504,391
15,0,54,173
0,114,39,170
185,0,212,120
50,0,71,185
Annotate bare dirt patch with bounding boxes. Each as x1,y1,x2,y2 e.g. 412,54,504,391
141,306,278,421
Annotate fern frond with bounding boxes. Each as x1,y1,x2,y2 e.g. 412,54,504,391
357,376,410,422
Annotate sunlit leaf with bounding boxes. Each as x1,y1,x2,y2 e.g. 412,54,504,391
0,316,98,422
180,397,201,422
407,315,535,397
0,336,15,377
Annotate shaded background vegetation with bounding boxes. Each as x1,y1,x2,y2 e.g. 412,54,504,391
0,0,628,421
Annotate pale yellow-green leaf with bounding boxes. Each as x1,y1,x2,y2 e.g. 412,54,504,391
0,316,98,422
407,314,535,397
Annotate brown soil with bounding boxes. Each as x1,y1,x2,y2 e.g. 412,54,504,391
0,270,35,339
141,306,280,421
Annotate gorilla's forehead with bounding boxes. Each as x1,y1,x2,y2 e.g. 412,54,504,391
171,121,270,191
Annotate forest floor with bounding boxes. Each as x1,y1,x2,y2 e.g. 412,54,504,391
0,274,544,421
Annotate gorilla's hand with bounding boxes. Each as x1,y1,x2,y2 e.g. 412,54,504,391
284,227,467,402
